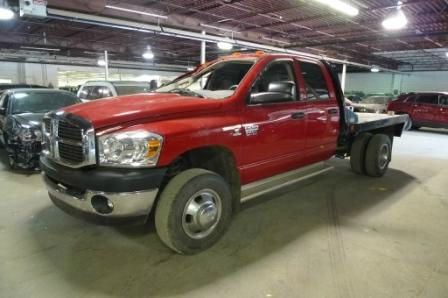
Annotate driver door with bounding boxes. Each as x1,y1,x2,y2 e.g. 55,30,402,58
239,59,308,184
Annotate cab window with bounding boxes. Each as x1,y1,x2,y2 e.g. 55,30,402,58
300,61,330,100
440,95,448,106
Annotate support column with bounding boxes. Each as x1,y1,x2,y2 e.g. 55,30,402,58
104,50,109,80
341,63,347,94
201,31,206,65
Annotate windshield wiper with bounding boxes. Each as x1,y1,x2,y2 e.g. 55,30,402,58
167,88,204,98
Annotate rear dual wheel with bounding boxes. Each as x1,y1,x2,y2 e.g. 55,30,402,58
350,133,392,177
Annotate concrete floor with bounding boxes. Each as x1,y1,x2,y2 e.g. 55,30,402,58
0,129,448,298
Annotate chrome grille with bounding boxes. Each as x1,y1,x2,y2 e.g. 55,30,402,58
43,112,96,168
58,142,84,163
58,121,83,142
43,118,51,134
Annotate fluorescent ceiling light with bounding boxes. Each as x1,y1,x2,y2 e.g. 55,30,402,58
217,40,233,50
105,5,168,19
445,52,448,58
21,46,60,51
142,51,154,59
142,46,154,59
187,66,195,71
313,0,359,17
382,10,408,30
97,59,106,66
371,66,380,73
0,7,14,20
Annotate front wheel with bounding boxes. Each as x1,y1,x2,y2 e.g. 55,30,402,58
155,168,233,254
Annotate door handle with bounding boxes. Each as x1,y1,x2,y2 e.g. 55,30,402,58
328,108,339,115
291,112,305,120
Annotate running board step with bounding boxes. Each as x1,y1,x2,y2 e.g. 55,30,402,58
241,162,334,203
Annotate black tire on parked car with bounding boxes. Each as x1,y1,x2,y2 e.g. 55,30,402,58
155,168,233,254
350,133,372,175
364,134,392,178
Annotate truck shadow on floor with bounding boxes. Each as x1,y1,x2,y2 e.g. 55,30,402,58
29,159,417,297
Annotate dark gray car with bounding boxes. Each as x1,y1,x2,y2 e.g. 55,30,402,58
0,89,81,169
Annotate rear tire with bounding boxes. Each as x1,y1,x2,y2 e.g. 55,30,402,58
350,133,372,175
155,168,233,254
364,134,392,177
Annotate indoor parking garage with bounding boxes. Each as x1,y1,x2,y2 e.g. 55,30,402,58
0,1,447,297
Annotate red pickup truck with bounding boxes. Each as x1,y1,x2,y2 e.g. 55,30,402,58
40,53,407,254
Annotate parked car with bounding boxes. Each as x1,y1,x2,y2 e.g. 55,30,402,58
0,89,81,169
353,95,394,113
388,92,448,130
77,81,151,102
0,84,47,92
40,53,407,254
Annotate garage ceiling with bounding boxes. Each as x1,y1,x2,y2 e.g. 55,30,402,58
0,0,447,71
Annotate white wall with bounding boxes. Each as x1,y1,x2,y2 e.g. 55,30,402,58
340,71,448,95
0,62,183,88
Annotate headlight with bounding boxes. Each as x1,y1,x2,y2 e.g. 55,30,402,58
17,126,42,142
99,130,163,168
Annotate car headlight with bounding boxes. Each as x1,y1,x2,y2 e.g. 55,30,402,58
17,126,42,142
98,130,163,168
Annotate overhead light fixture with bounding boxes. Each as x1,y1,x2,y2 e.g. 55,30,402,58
371,66,380,73
142,46,154,59
20,46,60,51
187,66,195,71
217,38,233,51
312,0,359,17
445,52,448,58
97,59,106,66
382,2,408,30
105,5,168,19
0,1,14,21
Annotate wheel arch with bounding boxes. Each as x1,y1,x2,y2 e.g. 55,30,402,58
159,145,241,213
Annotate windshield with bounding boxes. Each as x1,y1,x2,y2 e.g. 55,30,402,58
156,59,256,99
114,84,151,96
11,91,80,114
363,96,391,104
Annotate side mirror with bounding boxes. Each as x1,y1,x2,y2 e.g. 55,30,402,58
250,81,295,104
0,107,5,115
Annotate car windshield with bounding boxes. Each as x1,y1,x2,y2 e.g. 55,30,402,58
362,96,391,104
113,84,151,96
11,91,80,114
155,59,256,99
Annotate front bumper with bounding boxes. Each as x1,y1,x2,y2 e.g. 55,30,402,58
7,140,41,169
40,156,167,225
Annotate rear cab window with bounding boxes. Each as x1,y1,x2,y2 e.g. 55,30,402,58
299,61,330,100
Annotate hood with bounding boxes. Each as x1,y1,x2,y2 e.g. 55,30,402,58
63,93,224,129
12,113,44,129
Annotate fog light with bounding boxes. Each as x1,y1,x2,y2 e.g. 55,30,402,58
91,195,114,214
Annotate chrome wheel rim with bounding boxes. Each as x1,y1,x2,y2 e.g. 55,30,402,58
182,189,222,239
378,144,390,169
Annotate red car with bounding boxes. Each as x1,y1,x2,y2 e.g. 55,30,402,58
40,53,407,254
388,92,448,130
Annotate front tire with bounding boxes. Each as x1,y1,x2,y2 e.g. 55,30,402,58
155,168,233,254
364,134,392,177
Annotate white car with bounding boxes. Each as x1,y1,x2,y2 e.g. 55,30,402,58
77,81,152,102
